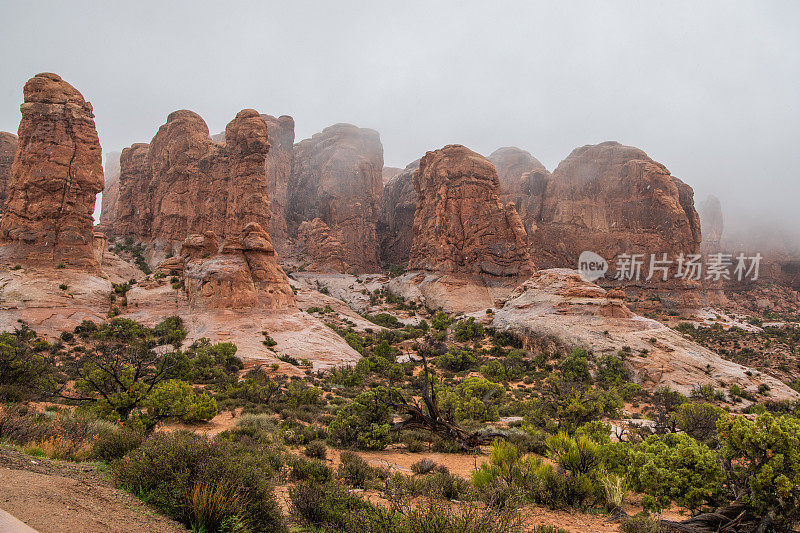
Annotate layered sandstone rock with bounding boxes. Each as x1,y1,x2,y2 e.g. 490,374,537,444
177,223,295,309
115,109,271,247
377,160,419,265
698,195,723,252
0,73,104,270
488,147,550,235
288,123,383,273
261,114,294,250
492,269,798,400
0,132,18,211
97,151,121,231
408,145,533,277
531,141,701,278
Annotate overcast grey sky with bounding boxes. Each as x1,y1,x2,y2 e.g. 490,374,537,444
1,1,798,238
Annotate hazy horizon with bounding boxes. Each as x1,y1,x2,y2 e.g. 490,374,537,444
1,1,798,243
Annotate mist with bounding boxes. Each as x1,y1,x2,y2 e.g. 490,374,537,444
1,0,798,247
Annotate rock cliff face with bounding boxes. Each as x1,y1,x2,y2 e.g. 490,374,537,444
97,151,121,231
698,195,723,252
377,160,419,266
288,123,383,273
0,132,18,212
261,114,294,250
0,73,104,270
488,147,550,236
115,109,271,246
382,166,403,185
408,145,533,277
531,141,701,276
174,222,295,309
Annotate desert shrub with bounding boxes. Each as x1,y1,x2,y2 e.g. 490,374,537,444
290,456,333,483
152,315,187,347
559,349,592,383
304,440,328,460
0,405,111,461
0,326,56,400
291,480,518,533
367,313,402,328
113,431,286,533
596,354,628,385
422,470,471,500
671,402,723,444
338,450,376,488
328,388,392,449
436,346,478,372
624,433,725,514
92,426,146,462
454,317,484,342
431,311,453,331
411,458,438,475
438,377,505,422
717,412,800,528
620,514,666,533
290,480,371,530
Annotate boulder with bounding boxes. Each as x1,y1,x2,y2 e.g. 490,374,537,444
288,123,383,273
0,73,104,270
180,223,295,309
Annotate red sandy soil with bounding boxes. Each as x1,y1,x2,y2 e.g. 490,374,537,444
0,448,186,533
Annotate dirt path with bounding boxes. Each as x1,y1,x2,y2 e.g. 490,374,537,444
0,448,186,533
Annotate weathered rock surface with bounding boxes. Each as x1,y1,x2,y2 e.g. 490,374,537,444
96,151,121,232
261,114,294,251
488,147,550,235
115,109,271,248
382,166,403,185
530,141,701,277
173,222,295,309
0,132,18,211
698,195,723,252
288,123,383,273
377,160,419,266
492,269,799,400
0,73,104,270
408,144,533,277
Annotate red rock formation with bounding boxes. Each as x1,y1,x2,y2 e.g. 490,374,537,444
289,123,383,273
261,114,294,250
531,141,701,278
488,147,550,235
408,145,533,277
96,151,121,231
377,160,419,266
382,166,403,185
115,109,272,246
180,222,295,309
0,132,18,211
0,73,104,270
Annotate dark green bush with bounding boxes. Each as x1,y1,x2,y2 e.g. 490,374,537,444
92,426,146,462
113,431,286,533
